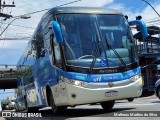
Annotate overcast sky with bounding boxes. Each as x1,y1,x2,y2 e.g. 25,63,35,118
0,0,160,100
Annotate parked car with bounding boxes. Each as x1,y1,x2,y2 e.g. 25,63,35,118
1,99,16,110
1,101,9,110
155,79,160,99
6,99,16,110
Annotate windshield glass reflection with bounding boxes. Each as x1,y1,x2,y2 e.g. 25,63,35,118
56,14,137,68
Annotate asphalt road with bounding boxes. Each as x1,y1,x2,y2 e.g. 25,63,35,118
1,95,160,120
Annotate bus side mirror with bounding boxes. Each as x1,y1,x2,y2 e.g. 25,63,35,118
129,20,148,40
51,21,63,43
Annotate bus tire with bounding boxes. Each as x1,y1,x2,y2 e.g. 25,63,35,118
25,99,39,113
49,91,67,114
25,99,31,113
157,87,160,100
127,98,134,102
100,100,115,110
15,106,19,112
2,107,5,110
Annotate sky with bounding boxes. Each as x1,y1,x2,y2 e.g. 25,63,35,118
0,0,160,100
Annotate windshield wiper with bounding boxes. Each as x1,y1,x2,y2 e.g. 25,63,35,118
105,35,127,68
89,35,102,73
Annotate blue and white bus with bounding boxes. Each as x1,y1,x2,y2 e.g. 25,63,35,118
16,7,148,113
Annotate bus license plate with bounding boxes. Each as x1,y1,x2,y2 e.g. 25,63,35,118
105,90,118,97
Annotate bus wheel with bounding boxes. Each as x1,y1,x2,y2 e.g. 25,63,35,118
49,92,67,114
15,106,19,112
100,100,115,110
25,99,29,111
127,98,134,102
25,99,39,113
25,99,32,113
157,87,160,100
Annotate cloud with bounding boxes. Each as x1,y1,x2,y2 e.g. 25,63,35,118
107,3,125,11
1,0,114,37
107,1,160,25
65,0,113,7
0,0,114,55
138,4,160,26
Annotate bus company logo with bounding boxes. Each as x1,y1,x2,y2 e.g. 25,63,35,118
2,112,11,117
99,69,118,74
108,82,114,87
1,112,42,118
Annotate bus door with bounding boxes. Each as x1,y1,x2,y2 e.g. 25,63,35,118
45,24,68,105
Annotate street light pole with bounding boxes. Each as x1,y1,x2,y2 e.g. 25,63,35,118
142,0,160,17
0,15,31,36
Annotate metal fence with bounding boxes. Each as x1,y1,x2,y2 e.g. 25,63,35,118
0,64,17,79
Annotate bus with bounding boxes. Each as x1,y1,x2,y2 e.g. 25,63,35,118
16,7,148,113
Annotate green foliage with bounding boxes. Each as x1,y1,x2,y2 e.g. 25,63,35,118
17,66,32,77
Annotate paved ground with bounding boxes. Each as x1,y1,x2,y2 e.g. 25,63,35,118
1,95,160,120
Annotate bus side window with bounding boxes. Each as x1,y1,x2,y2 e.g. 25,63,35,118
50,33,62,68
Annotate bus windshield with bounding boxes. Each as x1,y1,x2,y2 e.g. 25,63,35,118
56,14,138,68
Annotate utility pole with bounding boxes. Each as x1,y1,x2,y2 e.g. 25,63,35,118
0,0,1,13
0,0,16,19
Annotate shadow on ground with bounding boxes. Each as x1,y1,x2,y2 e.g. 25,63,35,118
40,107,135,117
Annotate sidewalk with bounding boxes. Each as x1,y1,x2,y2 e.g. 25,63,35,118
0,117,6,120
0,111,6,120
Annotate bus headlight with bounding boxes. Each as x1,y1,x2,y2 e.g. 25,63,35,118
130,75,141,82
75,81,82,86
65,78,88,86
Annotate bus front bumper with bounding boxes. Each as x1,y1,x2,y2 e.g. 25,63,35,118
61,78,142,106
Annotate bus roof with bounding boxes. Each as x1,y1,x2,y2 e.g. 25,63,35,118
47,7,122,15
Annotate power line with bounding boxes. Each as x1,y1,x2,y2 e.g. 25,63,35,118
146,19,160,25
0,28,32,33
142,0,160,18
11,0,51,13
0,0,83,57
0,0,82,29
0,21,35,29
0,37,31,40
9,23,35,29
146,20,160,24
11,1,34,12
14,0,83,17
147,17,160,21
